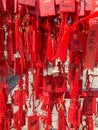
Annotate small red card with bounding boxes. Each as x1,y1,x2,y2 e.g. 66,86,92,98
19,0,35,6
54,76,66,93
84,19,98,70
13,90,26,106
39,0,55,16
83,98,96,115
43,75,54,92
85,0,93,11
28,115,39,130
70,31,82,51
60,0,75,12
13,110,26,127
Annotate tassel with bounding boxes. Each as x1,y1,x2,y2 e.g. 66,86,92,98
0,82,8,130
7,0,14,12
14,16,25,75
55,23,70,62
5,104,13,130
34,59,43,99
46,34,53,61
57,100,68,130
35,31,43,59
58,108,67,130
54,14,65,59
84,11,98,21
18,78,26,128
23,15,36,69
79,22,88,58
13,111,21,129
45,109,52,130
34,68,42,99
14,16,21,51
7,29,14,64
70,11,98,33
74,10,98,24
25,73,29,97
31,30,36,63
0,16,4,62
14,58,22,76
0,1,4,12
0,61,8,77
7,17,15,67
73,69,79,98
41,96,49,111
20,57,24,75
24,26,29,57
58,18,65,43
24,14,32,58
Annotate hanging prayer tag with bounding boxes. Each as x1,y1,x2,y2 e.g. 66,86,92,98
83,97,96,115
84,18,98,70
43,75,54,92
41,96,49,111
28,115,39,130
0,0,4,12
19,0,35,6
13,110,26,127
85,0,93,11
70,31,81,52
60,0,75,12
39,0,55,16
13,90,26,106
54,76,66,93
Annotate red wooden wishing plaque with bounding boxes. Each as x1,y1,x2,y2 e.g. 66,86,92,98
19,0,35,6
60,0,75,12
28,115,39,130
85,0,93,11
39,0,55,16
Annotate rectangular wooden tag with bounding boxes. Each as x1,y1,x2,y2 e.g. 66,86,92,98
19,0,35,6
85,0,93,11
60,0,75,12
39,0,55,16
84,18,98,70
